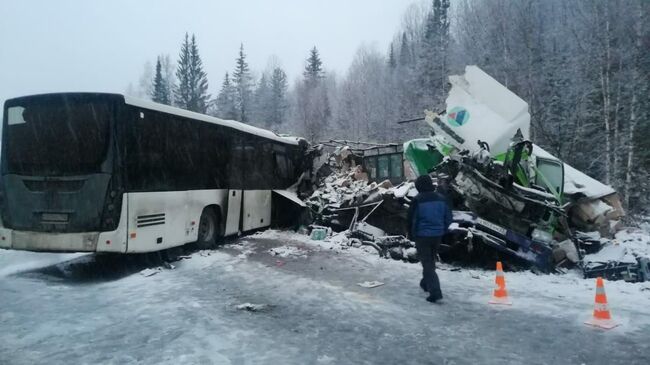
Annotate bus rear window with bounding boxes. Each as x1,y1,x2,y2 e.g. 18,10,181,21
4,98,111,176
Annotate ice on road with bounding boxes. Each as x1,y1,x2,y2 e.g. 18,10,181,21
1,231,649,365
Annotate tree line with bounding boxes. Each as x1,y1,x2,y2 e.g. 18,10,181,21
130,33,327,136
129,0,648,216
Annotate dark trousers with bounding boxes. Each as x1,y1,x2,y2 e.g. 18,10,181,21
415,236,442,299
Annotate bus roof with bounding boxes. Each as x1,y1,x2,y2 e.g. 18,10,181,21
4,92,301,146
124,95,301,146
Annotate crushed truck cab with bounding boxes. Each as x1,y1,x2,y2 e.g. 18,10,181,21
405,66,633,277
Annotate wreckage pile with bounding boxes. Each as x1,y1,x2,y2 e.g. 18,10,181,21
305,147,420,261
581,229,650,281
310,224,419,262
304,146,650,281
298,66,650,282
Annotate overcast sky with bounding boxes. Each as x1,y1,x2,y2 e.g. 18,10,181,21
0,0,418,106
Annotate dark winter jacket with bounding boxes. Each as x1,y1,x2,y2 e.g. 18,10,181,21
408,187,452,239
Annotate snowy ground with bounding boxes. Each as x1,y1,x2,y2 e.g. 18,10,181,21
1,231,649,365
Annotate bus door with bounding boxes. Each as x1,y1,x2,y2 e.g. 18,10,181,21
224,189,242,236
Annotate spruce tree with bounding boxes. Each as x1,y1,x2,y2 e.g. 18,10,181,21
304,47,324,87
160,54,175,105
388,43,397,69
269,67,288,127
416,0,450,107
233,43,253,122
399,33,410,66
151,56,171,105
297,47,330,141
252,73,271,126
215,72,238,120
174,33,210,113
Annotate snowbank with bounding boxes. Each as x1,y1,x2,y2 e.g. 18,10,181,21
0,250,86,277
583,228,650,268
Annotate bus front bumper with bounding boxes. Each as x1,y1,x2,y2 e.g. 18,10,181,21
0,227,98,252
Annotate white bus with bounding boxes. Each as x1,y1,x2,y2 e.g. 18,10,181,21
0,93,308,253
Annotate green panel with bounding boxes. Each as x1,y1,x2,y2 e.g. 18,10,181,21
403,139,444,177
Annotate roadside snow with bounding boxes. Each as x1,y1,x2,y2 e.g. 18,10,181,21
615,228,650,258
1,229,649,364
0,250,87,277
583,228,650,266
253,229,650,332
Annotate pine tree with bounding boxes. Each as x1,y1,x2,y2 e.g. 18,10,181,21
296,47,330,141
416,0,450,108
174,33,210,113
233,43,253,122
215,72,238,120
439,0,450,94
252,73,271,126
399,33,411,66
160,54,175,105
304,46,324,87
388,43,397,69
151,56,171,105
269,67,288,127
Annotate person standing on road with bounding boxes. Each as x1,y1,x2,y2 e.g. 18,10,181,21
407,174,452,303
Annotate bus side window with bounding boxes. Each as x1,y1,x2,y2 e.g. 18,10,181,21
228,133,244,189
274,152,288,186
241,135,265,189
166,117,200,190
260,142,274,187
132,110,167,190
200,123,229,189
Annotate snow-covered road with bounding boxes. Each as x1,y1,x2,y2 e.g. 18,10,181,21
1,231,649,365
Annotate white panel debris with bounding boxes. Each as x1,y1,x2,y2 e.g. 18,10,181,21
427,65,531,156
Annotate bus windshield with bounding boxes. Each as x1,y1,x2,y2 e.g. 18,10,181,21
4,97,112,176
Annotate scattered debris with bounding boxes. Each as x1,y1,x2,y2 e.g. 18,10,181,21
357,281,385,288
235,303,272,312
582,229,650,282
310,227,329,241
268,245,307,258
139,268,162,277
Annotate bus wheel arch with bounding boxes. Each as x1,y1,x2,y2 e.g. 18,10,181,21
196,205,222,249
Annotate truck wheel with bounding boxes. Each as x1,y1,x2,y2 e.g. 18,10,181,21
197,208,219,249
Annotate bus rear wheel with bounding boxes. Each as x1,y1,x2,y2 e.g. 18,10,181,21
196,208,220,249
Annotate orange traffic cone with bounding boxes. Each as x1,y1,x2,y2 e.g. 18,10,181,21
584,277,619,329
489,261,512,305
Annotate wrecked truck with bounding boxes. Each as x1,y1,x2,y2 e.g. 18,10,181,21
405,66,645,280
306,66,647,281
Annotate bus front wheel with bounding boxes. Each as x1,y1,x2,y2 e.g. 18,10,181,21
197,208,220,249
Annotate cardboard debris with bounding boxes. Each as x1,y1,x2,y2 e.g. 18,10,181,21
140,268,162,277
236,303,272,312
357,281,385,288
